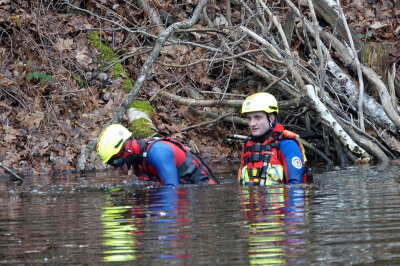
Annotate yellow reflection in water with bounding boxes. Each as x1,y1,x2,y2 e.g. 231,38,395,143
240,186,306,265
101,203,137,262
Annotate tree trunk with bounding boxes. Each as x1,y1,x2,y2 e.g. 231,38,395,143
312,0,364,51
361,42,389,100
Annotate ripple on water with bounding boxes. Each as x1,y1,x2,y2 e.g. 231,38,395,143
1,164,400,264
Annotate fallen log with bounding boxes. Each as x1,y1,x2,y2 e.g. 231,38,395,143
306,84,371,159
320,31,400,131
156,90,304,110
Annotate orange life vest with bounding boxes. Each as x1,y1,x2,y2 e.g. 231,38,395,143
239,123,307,185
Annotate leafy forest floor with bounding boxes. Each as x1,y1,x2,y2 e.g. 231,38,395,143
0,0,399,177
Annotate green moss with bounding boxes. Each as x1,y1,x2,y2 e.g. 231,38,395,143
130,118,154,139
130,100,153,116
72,74,85,87
87,31,133,91
121,77,133,92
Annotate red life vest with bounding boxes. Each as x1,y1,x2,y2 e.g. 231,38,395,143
123,137,218,184
239,123,307,185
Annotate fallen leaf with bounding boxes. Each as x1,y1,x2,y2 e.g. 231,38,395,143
54,38,73,52
381,130,400,153
0,101,12,119
4,126,20,143
68,15,93,31
188,139,200,154
0,75,15,86
4,133,16,143
369,22,388,30
76,48,92,66
4,125,20,135
20,111,44,130
355,157,371,165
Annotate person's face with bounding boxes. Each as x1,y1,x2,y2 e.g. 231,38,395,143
246,111,275,137
107,155,130,174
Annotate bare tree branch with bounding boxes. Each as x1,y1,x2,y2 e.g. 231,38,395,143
0,162,24,181
336,0,366,131
76,0,209,172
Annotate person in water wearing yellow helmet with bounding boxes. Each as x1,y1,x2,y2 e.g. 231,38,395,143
96,124,218,186
238,92,309,185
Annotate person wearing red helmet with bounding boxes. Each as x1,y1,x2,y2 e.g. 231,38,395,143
96,124,218,186
238,92,309,185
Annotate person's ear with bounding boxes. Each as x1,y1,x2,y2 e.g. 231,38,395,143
268,113,276,122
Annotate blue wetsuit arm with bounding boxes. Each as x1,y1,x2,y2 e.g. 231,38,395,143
279,139,304,184
147,141,180,186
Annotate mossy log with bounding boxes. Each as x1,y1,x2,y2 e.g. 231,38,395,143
87,33,156,139
87,31,133,91
76,0,208,172
128,100,157,139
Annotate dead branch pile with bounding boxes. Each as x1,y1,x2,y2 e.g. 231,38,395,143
73,0,399,167
1,0,399,175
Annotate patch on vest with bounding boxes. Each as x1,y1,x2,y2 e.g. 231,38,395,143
292,156,302,169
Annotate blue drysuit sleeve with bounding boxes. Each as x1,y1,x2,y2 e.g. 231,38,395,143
279,139,304,184
147,141,180,186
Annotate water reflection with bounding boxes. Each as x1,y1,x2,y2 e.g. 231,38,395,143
101,186,191,262
239,185,308,265
2,163,400,264
101,203,137,262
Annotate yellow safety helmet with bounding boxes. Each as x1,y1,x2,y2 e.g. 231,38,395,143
241,92,278,114
96,124,132,163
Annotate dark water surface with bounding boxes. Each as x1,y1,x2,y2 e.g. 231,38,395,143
1,162,400,265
